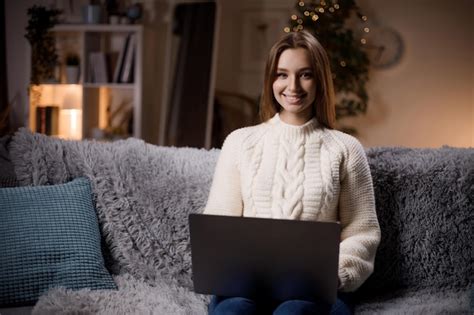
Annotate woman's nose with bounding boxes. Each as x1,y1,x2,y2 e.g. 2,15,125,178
288,76,301,92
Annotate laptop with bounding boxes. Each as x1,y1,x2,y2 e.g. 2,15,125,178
189,213,341,304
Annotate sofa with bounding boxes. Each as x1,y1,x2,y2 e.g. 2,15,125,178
0,128,472,314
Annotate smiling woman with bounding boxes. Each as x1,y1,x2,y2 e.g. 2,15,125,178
204,31,381,315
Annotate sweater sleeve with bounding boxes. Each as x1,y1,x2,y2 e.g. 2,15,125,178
337,138,381,292
203,131,243,216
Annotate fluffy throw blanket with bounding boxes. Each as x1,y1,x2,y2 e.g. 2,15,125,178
8,129,473,314
10,129,216,314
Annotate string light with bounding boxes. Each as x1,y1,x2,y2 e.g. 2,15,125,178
286,0,368,52
340,61,347,67
360,16,369,47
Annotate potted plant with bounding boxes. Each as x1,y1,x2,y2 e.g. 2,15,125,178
24,5,62,85
65,54,80,84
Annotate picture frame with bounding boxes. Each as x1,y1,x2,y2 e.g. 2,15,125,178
53,0,91,24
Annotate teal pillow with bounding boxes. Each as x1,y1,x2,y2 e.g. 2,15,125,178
0,178,117,306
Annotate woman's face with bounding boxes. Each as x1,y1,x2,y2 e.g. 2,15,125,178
272,48,316,125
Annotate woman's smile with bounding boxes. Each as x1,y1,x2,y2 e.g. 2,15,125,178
282,93,307,105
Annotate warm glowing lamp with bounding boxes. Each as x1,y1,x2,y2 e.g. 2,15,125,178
59,85,82,140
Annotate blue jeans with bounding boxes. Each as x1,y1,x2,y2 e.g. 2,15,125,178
208,294,354,315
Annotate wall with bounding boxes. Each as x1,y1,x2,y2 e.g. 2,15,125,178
341,0,473,148
215,0,290,97
5,0,31,129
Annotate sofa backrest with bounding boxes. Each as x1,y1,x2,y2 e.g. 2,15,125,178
8,129,473,297
358,147,473,297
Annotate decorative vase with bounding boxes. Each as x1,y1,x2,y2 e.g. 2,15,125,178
82,5,101,24
65,66,80,84
126,3,143,24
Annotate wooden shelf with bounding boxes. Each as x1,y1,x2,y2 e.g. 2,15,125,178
30,83,135,89
83,83,135,89
29,24,143,140
53,24,143,33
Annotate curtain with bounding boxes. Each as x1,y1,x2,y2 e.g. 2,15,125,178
166,2,216,148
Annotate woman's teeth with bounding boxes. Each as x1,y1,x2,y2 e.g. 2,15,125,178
284,94,303,103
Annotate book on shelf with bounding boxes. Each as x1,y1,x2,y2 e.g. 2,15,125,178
106,52,119,83
36,106,59,136
113,34,131,83
120,33,136,83
89,52,108,83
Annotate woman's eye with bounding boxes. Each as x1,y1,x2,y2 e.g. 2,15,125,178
301,72,313,79
276,73,287,79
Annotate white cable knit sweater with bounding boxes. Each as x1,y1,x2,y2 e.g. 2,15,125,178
204,113,381,292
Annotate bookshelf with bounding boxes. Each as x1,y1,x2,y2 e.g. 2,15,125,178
28,24,143,140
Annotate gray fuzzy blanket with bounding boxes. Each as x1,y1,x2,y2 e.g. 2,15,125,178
10,129,216,314
8,129,473,314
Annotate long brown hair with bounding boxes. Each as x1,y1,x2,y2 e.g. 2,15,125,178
260,31,336,129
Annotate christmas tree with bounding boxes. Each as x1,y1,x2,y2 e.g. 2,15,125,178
287,0,370,125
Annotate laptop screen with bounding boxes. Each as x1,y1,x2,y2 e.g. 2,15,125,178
189,213,340,304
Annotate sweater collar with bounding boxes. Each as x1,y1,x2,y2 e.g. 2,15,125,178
269,113,319,137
